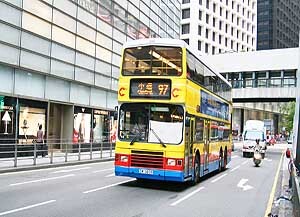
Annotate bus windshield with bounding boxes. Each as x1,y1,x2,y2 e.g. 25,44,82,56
118,103,184,144
122,46,182,76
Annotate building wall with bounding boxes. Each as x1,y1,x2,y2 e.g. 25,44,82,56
0,0,180,145
257,0,300,50
181,0,257,55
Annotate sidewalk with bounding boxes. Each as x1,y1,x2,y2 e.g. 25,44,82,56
269,151,294,217
0,150,115,173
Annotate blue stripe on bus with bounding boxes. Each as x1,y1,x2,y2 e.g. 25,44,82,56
116,157,231,182
115,166,185,182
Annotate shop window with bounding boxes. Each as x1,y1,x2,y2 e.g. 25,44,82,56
18,99,47,144
73,107,92,143
0,96,16,137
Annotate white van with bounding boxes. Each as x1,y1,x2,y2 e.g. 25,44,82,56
242,120,267,158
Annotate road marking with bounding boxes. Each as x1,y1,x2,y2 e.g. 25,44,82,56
231,155,238,159
230,165,240,172
242,160,248,165
264,152,284,217
170,187,205,206
83,179,135,194
52,167,90,174
211,173,227,183
92,168,114,173
105,173,115,177
10,174,75,186
0,161,114,176
237,178,253,191
0,200,56,216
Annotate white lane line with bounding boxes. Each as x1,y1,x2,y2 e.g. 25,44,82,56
52,167,90,174
0,200,56,216
0,161,114,176
170,187,205,206
211,173,227,183
105,173,115,177
83,179,135,194
242,160,248,165
230,165,240,172
92,168,114,173
231,155,238,159
10,174,75,186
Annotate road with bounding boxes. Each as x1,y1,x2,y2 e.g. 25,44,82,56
0,143,285,217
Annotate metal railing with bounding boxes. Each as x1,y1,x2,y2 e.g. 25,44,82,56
0,139,115,169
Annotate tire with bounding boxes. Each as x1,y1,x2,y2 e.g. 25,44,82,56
222,150,227,171
193,155,200,185
218,151,223,172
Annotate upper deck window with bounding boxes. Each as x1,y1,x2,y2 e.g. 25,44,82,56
122,46,182,76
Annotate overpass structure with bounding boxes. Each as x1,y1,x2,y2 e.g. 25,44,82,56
202,47,298,135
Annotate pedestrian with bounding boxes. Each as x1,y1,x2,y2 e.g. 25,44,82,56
36,125,45,157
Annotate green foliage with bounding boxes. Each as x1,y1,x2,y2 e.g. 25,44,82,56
280,101,296,133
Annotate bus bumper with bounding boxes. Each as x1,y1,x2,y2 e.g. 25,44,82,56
115,166,184,182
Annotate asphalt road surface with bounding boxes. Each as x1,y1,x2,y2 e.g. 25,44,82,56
0,144,285,217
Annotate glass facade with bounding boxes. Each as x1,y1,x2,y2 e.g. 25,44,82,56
0,0,180,148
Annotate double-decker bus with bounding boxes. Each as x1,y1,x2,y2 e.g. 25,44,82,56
115,38,232,184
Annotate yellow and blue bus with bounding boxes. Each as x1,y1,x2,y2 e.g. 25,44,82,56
115,38,232,184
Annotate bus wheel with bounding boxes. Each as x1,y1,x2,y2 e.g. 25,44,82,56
222,150,227,171
218,151,223,172
193,155,200,184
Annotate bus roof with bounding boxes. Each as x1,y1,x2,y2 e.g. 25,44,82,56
122,38,231,88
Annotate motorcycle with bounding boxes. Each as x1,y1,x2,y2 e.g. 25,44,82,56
253,139,263,167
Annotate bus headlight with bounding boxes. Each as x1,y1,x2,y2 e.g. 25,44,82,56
120,155,128,162
167,159,176,166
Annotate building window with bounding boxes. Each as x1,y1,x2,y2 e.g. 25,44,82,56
199,0,202,5
212,32,215,41
198,41,201,50
206,14,209,24
220,8,222,16
183,39,190,44
198,26,202,35
219,35,222,44
182,8,190,19
219,21,222,30
199,10,202,20
213,17,216,27
205,43,208,53
182,0,190,3
206,0,209,9
182,24,190,34
212,46,215,54
213,3,216,12
225,37,228,46
226,10,228,19
205,29,209,38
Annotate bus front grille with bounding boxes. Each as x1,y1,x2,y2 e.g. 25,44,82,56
131,150,164,169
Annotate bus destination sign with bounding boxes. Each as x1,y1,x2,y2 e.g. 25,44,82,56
130,79,171,99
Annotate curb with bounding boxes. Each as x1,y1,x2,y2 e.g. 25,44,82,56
0,158,115,174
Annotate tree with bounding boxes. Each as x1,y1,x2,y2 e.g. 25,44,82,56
280,101,296,134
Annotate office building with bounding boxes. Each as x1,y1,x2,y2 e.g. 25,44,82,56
257,0,300,50
181,0,257,55
0,0,180,150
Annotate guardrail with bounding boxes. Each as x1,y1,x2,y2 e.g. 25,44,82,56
0,139,115,169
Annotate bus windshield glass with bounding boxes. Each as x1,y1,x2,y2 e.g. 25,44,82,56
122,46,182,76
118,103,184,144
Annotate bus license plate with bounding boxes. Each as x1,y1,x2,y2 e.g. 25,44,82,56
138,169,154,175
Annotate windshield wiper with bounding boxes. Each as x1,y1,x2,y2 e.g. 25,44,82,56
130,134,141,146
150,128,166,148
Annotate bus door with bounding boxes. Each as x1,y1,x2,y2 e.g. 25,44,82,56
184,117,194,177
203,120,210,174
